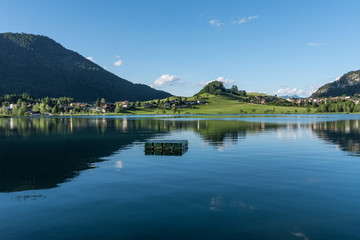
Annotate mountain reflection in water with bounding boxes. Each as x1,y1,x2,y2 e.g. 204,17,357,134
0,117,166,192
1,117,360,193
311,120,360,156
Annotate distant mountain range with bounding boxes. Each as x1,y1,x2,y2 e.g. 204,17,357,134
311,70,360,98
279,95,303,99
0,33,171,102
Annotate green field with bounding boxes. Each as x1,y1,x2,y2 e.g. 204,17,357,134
122,93,315,115
0,93,318,117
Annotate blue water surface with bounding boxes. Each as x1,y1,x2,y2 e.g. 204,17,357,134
0,115,359,240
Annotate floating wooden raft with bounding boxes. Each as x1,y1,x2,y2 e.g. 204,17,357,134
145,140,188,155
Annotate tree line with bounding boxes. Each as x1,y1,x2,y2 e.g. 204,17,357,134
197,81,247,97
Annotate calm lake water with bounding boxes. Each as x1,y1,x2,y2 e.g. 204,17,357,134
1,115,360,240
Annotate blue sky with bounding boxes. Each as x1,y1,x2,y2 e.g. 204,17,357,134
1,0,360,97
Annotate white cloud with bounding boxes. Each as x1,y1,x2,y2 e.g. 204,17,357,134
308,42,323,47
275,86,318,97
199,10,208,18
209,19,223,27
248,15,258,20
153,74,181,87
200,76,236,88
86,57,95,62
113,60,122,67
276,88,305,96
115,55,121,58
233,15,258,24
238,18,247,24
115,160,123,169
292,232,309,240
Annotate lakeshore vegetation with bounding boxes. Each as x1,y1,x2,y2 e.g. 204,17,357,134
2,81,360,117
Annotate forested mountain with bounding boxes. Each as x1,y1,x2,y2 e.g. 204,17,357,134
0,33,171,102
311,70,360,98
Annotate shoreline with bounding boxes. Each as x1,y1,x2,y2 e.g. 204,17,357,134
1,112,358,119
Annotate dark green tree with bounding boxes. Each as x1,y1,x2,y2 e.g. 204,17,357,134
51,105,59,114
95,98,100,107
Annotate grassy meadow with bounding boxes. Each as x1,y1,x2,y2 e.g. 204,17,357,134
121,93,315,115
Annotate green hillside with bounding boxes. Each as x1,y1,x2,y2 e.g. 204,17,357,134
0,33,171,102
122,93,315,115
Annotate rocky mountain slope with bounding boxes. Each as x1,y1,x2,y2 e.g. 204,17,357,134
311,70,360,98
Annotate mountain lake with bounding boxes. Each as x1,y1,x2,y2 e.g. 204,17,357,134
0,115,360,240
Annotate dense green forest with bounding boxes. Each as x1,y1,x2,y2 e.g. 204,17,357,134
196,81,247,97
0,33,171,102
0,93,75,116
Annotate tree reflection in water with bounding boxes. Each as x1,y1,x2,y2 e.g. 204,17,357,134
1,117,359,193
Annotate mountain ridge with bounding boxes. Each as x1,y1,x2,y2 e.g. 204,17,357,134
311,69,360,98
279,95,303,99
0,32,171,102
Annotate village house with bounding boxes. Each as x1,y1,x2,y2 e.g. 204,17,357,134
9,103,17,109
144,103,153,108
101,103,115,113
70,103,90,107
27,110,41,116
118,101,130,109
164,103,171,109
90,107,100,112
